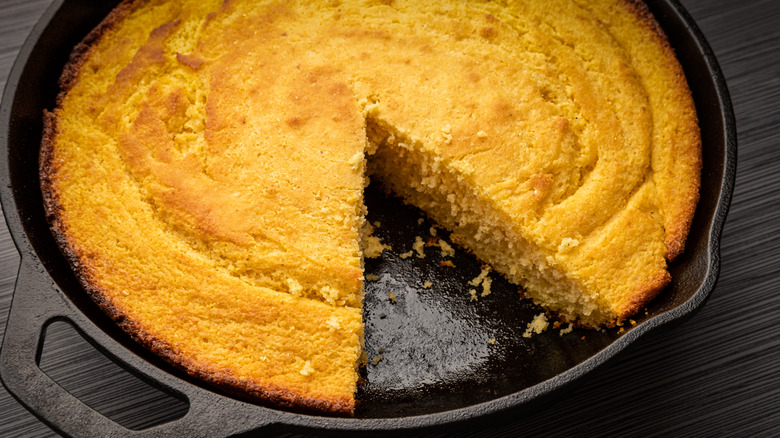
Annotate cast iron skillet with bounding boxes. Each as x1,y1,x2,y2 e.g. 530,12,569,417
0,0,736,436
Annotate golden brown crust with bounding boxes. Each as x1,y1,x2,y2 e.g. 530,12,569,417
40,111,70,264
546,270,669,329
108,299,354,415
620,0,702,261
40,0,140,240
41,0,145,260
550,265,669,328
59,254,355,414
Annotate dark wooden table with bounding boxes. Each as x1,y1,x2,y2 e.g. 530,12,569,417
1,0,778,436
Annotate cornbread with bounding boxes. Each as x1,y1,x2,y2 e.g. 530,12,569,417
40,0,700,415
523,313,551,338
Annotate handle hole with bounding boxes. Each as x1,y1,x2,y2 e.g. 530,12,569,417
38,320,189,430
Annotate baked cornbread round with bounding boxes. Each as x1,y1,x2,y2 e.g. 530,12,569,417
40,0,700,415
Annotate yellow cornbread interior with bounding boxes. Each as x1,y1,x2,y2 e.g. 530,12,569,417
43,0,699,414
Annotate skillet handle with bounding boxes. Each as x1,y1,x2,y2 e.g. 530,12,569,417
0,258,279,437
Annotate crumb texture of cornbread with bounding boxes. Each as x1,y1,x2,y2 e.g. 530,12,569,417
41,0,700,414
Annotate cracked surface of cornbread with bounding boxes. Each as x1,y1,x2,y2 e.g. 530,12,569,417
40,0,699,414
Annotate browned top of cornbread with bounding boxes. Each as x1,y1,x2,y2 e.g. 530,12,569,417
41,0,699,414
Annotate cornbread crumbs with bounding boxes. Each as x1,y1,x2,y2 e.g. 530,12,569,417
480,277,492,297
523,314,549,338
362,222,391,258
469,268,490,287
412,236,426,258
439,239,456,258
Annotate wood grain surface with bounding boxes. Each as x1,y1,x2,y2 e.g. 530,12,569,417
1,0,778,436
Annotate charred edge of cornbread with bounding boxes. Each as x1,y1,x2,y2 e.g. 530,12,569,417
38,2,356,416
121,309,355,416
365,119,619,327
40,0,145,291
621,0,702,261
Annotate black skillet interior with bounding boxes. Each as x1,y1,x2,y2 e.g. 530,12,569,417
0,0,734,431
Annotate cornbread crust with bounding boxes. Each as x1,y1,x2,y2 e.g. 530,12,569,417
609,0,702,261
40,0,701,415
